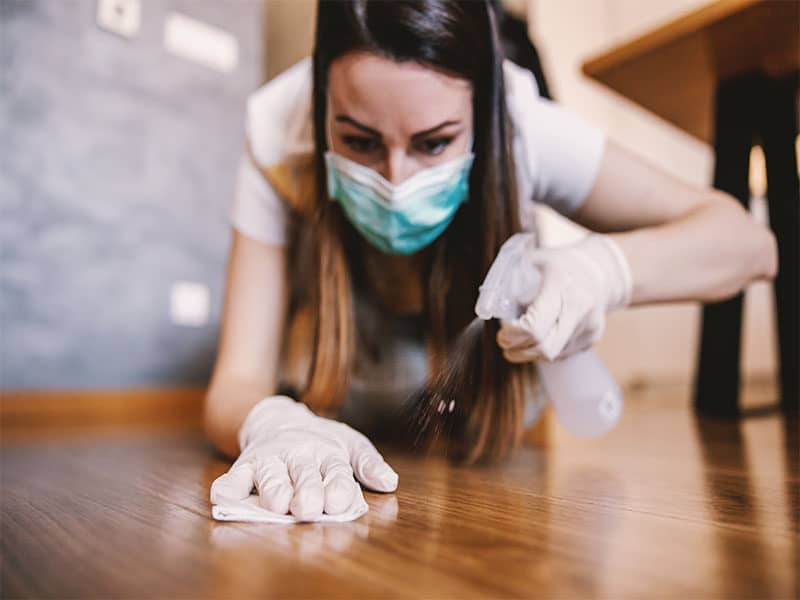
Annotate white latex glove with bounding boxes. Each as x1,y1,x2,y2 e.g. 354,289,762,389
496,234,633,363
210,395,398,522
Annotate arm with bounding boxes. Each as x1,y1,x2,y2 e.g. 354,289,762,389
492,139,779,363
207,232,400,522
571,140,778,305
204,230,290,459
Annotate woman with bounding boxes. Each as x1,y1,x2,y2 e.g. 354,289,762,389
206,1,777,522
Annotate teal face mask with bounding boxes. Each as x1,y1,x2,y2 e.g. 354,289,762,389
324,150,474,255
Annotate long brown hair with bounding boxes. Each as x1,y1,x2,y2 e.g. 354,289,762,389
299,0,535,464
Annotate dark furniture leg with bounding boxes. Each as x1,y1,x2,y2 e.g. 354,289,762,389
694,76,757,416
759,73,799,412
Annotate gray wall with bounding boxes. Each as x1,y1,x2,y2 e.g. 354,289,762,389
1,0,264,388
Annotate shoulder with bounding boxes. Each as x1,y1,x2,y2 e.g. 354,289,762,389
246,57,314,167
503,59,541,105
502,59,607,218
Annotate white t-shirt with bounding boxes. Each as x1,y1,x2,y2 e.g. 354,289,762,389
230,57,606,248
229,57,606,432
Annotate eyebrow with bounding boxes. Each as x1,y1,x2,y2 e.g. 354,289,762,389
334,115,461,139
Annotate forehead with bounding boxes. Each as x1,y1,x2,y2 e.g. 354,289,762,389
327,52,472,134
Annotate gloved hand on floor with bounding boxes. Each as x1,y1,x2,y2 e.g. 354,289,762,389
210,395,398,523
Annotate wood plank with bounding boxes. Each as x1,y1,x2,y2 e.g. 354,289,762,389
1,383,795,598
0,387,205,430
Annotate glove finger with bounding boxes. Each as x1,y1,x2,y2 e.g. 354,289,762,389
504,330,585,362
497,290,564,353
536,306,580,361
500,336,541,362
497,324,543,354
344,429,398,492
319,453,359,515
354,454,398,493
560,321,602,358
286,454,324,521
513,275,564,344
210,462,255,504
503,346,542,364
497,320,535,350
253,455,293,514
503,316,581,363
559,333,593,359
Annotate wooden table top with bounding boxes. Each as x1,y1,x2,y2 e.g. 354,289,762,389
582,0,800,143
2,383,796,598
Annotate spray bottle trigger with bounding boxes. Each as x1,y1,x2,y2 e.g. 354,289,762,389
475,232,541,321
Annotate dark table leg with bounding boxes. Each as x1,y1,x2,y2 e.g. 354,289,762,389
695,73,799,416
694,76,757,417
759,73,799,413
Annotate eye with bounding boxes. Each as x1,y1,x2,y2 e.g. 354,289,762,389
416,137,453,156
342,135,381,154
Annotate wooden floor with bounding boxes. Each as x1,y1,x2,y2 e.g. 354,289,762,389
2,383,797,598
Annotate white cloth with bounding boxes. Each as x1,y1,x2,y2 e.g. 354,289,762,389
212,492,368,524
230,57,607,247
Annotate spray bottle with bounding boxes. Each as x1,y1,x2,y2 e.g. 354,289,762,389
475,233,623,438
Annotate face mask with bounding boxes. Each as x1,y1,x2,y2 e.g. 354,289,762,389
324,149,474,255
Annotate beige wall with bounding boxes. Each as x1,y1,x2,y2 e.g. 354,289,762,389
527,0,778,387
264,0,315,80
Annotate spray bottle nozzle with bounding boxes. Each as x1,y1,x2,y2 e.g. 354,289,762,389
475,233,541,321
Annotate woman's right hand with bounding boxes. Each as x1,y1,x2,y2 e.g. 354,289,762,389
210,395,398,521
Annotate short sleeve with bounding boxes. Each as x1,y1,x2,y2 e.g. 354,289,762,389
228,58,314,247
504,60,607,218
229,151,290,246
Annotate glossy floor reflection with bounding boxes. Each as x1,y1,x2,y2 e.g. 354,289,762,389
2,383,796,598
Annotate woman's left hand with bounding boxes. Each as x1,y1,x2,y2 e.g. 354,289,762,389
496,234,633,363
